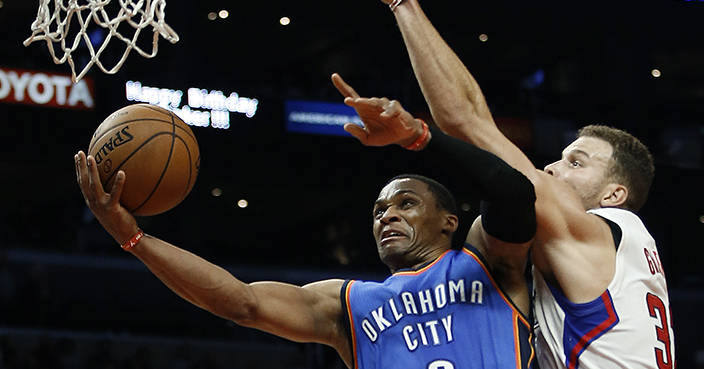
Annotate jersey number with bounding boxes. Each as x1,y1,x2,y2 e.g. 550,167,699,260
646,293,674,369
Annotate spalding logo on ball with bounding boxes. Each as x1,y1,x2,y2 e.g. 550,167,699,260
88,103,200,216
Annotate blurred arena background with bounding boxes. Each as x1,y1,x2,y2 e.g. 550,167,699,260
0,0,703,367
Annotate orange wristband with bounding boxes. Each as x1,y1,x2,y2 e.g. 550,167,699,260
121,229,144,251
404,119,429,150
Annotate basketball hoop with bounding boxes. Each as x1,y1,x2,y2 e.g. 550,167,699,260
23,0,179,83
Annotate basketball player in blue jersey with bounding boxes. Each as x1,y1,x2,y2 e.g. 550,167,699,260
372,0,676,367
75,81,536,368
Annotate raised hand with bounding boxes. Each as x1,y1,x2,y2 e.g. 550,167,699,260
331,73,425,148
74,151,139,246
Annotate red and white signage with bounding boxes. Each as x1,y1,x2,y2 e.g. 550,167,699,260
0,66,95,110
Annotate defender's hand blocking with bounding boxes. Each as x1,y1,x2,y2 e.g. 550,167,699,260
332,73,425,148
75,151,140,246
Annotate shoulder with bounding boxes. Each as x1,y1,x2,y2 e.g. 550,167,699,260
530,172,615,246
588,207,644,227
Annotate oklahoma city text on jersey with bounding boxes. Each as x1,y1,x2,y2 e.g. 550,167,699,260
358,277,484,351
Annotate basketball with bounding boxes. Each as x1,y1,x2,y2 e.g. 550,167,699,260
87,103,200,216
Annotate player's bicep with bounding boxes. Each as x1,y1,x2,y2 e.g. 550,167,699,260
241,279,346,345
531,172,617,301
532,171,601,242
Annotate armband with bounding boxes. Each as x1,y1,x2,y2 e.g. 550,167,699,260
404,119,429,150
417,126,536,243
121,229,144,251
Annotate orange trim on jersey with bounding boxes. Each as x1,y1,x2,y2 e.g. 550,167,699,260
513,311,521,369
512,310,536,369
392,249,453,276
345,280,358,369
462,248,531,328
527,324,536,367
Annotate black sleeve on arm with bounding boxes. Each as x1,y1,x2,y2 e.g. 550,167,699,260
417,126,537,243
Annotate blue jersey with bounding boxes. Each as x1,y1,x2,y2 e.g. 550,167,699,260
342,245,534,369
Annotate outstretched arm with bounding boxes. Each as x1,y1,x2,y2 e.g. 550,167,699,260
383,0,538,180
382,1,619,302
74,152,351,366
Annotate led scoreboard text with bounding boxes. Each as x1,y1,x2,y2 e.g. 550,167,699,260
125,81,259,129
285,100,363,136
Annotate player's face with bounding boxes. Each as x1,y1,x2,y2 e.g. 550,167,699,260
373,178,450,271
543,136,614,210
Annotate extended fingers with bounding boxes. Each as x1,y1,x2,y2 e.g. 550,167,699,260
332,73,360,99
74,151,84,185
345,96,391,113
356,97,403,114
86,155,104,196
75,151,94,203
109,171,125,207
75,152,115,210
331,74,403,116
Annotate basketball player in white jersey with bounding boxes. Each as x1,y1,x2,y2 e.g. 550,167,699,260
371,0,675,367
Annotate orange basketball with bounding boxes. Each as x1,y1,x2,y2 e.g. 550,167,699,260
88,103,200,216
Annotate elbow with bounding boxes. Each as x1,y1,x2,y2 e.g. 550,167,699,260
479,172,537,244
515,173,537,205
432,110,470,135
226,303,260,327
480,201,536,244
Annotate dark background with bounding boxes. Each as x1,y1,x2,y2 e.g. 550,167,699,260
0,0,703,368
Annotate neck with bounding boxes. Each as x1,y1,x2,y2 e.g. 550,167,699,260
386,246,451,274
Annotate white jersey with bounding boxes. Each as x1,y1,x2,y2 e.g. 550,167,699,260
533,207,675,369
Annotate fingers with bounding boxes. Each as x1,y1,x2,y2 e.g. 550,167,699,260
384,100,406,119
345,96,389,111
331,74,407,117
331,73,360,99
75,151,94,205
347,97,407,122
109,171,126,208
343,123,368,143
75,151,122,210
74,151,84,185
86,155,105,199
74,152,138,245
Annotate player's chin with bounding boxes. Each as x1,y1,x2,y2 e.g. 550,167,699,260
377,239,409,259
377,238,398,250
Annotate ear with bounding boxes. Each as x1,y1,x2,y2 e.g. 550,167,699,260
442,213,459,234
600,183,628,207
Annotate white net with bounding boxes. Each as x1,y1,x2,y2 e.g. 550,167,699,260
23,0,180,82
